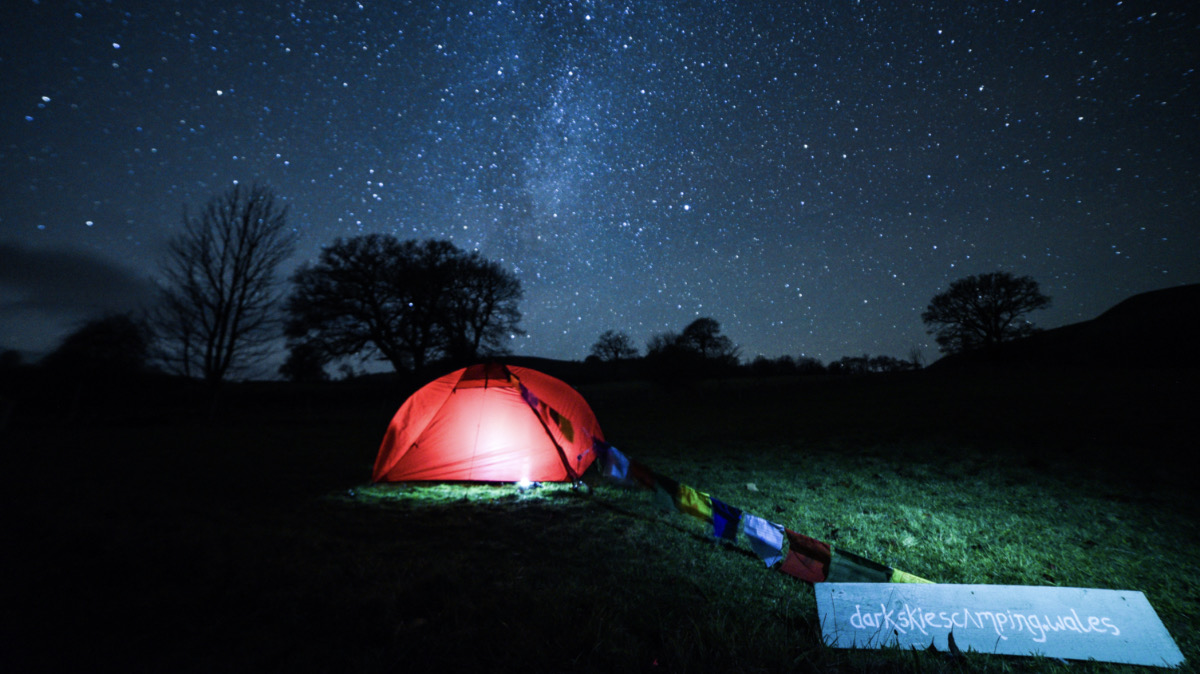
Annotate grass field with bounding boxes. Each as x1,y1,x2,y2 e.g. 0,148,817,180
2,367,1196,672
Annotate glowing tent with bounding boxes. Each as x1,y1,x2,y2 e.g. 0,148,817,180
372,363,603,482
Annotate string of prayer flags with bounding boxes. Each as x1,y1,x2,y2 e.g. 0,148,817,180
592,439,931,585
779,529,832,583
676,484,713,521
826,548,895,583
629,460,658,493
505,369,581,482
890,568,933,584
597,442,631,481
517,379,539,409
710,497,742,541
742,513,786,567
509,370,575,444
649,473,679,513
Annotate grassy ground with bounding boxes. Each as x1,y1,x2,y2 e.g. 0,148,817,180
2,368,1196,672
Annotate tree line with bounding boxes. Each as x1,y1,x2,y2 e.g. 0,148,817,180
587,328,923,378
6,184,1053,384
585,270,1053,376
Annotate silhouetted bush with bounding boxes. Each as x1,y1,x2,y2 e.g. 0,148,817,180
41,313,152,380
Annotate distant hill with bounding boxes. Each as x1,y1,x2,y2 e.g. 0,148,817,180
931,283,1200,369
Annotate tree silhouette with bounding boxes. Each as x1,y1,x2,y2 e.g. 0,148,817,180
679,317,739,364
794,355,826,375
644,317,739,383
152,184,296,385
829,354,870,375
285,235,522,372
645,318,739,365
906,346,926,369
921,271,1051,354
441,251,524,362
645,331,683,358
590,329,638,362
42,313,152,378
278,341,329,383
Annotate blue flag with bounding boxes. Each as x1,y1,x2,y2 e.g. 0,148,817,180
599,442,630,480
711,496,742,541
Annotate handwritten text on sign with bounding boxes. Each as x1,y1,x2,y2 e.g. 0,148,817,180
815,583,1184,668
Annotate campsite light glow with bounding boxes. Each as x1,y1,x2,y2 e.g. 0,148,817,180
349,481,573,506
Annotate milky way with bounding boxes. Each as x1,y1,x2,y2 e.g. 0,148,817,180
2,1,1197,365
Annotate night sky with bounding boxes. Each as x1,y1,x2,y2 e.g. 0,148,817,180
2,1,1197,367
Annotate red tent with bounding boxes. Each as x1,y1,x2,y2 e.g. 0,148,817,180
372,363,603,482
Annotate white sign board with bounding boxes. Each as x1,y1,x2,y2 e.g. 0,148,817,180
816,583,1184,668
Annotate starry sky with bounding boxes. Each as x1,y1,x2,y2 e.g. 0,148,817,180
2,0,1197,366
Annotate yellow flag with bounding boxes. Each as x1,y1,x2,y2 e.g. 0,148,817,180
676,484,713,521
891,568,933,584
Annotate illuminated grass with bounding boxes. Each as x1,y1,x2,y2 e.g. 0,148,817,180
3,370,1196,672
568,437,1198,672
347,480,581,505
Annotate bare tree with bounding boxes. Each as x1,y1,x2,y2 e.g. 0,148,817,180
906,346,926,369
153,184,297,385
921,271,1051,354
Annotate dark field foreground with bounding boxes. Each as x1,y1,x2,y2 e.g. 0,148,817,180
2,367,1197,673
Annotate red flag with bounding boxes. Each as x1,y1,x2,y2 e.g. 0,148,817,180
777,529,831,583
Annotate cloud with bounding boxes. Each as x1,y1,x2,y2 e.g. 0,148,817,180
0,241,159,354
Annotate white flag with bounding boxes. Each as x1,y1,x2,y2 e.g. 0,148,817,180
742,514,784,567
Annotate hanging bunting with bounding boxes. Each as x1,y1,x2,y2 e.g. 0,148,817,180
890,568,932,584
676,484,713,522
710,497,742,541
596,441,630,481
628,459,658,491
650,473,679,512
591,441,930,584
778,529,832,583
742,514,786,567
826,548,894,583
518,382,539,409
504,368,580,482
508,370,575,445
